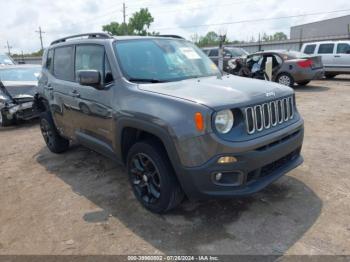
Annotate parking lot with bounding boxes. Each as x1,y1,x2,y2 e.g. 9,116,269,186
0,76,349,255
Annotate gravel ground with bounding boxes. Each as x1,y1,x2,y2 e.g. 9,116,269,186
0,76,349,255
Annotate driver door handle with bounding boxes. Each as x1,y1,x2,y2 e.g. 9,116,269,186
334,55,341,58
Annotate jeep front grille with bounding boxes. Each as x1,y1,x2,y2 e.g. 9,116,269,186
244,96,294,135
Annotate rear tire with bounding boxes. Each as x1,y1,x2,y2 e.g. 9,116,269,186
276,73,294,87
40,111,69,153
0,110,14,127
297,81,310,86
325,73,337,79
127,140,184,213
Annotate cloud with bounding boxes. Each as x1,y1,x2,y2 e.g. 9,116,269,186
0,0,349,53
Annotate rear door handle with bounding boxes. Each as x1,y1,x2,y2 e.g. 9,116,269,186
334,55,341,58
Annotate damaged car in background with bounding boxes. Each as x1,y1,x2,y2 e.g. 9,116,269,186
202,46,249,74
0,65,41,127
229,50,324,87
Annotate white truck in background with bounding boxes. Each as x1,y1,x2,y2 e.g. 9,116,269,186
301,41,350,79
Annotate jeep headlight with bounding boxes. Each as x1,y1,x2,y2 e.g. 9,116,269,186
214,109,234,134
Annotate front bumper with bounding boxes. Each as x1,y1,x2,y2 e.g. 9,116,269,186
1,101,39,120
177,120,304,200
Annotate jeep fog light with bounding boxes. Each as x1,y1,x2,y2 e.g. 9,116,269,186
218,156,237,164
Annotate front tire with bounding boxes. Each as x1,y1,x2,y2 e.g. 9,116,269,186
276,73,294,87
40,111,69,153
325,73,337,79
127,140,184,213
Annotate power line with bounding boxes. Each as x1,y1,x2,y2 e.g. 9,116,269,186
35,26,45,50
152,8,350,31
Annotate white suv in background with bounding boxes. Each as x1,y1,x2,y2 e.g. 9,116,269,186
301,41,350,79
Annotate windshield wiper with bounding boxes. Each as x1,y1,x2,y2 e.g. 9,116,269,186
128,78,164,83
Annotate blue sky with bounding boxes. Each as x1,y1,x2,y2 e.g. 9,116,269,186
0,0,349,53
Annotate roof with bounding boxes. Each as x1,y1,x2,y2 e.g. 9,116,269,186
291,14,350,29
301,40,350,45
250,50,303,55
0,64,41,70
202,46,244,50
50,32,186,47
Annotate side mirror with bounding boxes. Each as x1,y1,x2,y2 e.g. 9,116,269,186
77,70,102,89
346,50,350,54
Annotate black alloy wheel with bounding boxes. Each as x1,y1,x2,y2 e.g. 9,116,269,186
130,153,161,203
127,140,184,213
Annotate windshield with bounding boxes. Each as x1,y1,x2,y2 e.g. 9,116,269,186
283,51,310,59
0,54,14,65
114,39,220,82
0,67,40,81
226,48,248,57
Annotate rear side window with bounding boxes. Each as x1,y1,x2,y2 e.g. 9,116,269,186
209,49,218,57
337,43,350,54
53,46,74,81
318,44,334,54
304,44,316,54
46,49,54,72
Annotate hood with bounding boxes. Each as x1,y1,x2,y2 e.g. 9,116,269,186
138,75,293,109
1,81,37,99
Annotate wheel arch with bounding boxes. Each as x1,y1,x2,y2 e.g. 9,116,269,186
116,118,182,172
34,94,50,112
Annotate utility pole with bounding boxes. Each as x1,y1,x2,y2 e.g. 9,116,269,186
4,41,12,56
122,3,126,24
218,34,226,72
35,26,45,51
258,33,261,51
121,3,127,35
299,28,303,50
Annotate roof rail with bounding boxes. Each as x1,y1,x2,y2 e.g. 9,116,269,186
158,34,184,39
50,33,113,46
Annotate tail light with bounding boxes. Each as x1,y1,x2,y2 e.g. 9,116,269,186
297,59,312,68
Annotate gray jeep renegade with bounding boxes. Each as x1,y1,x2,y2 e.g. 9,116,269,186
36,33,304,213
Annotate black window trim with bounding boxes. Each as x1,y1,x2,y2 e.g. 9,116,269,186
74,43,115,89
45,48,55,74
317,43,335,54
336,43,350,54
52,44,76,83
304,44,316,54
